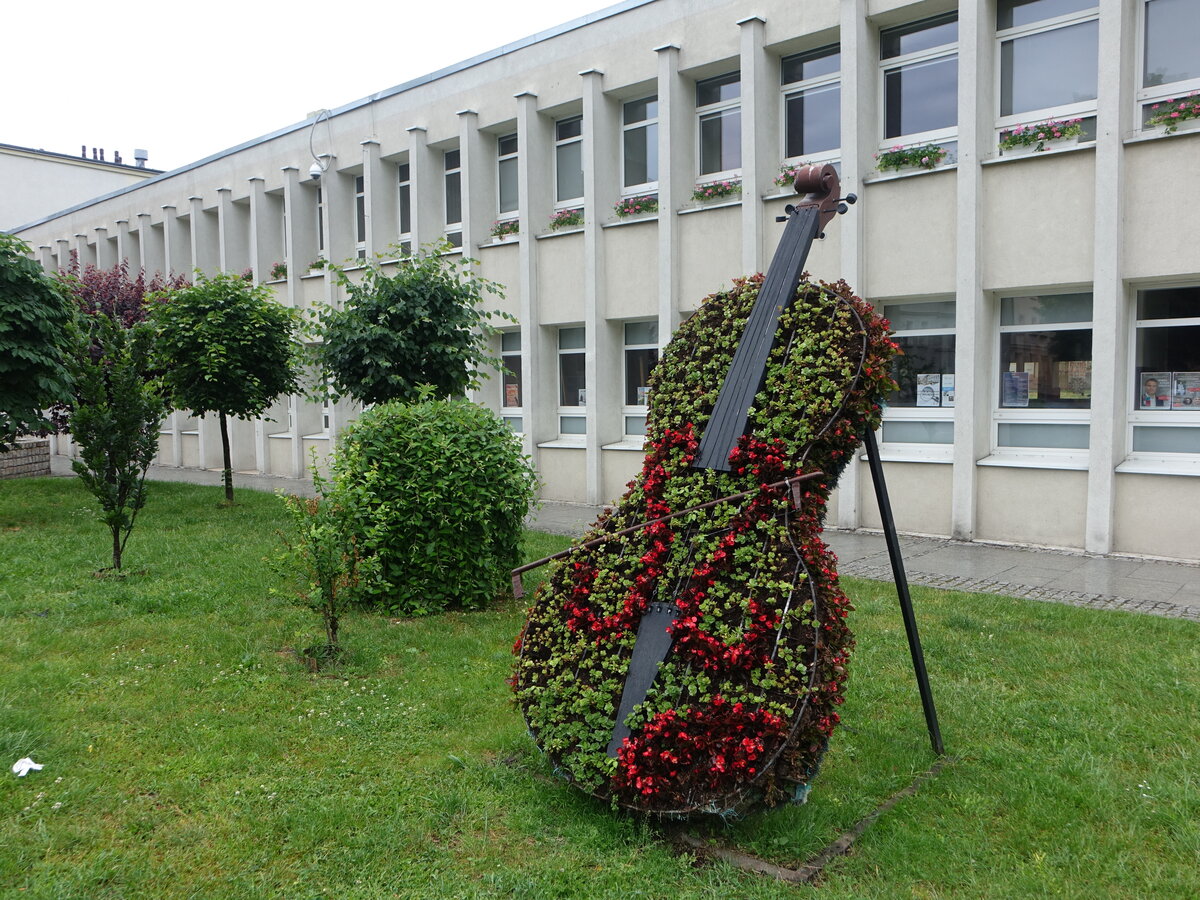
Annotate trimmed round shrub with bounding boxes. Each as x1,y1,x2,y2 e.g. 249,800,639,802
330,398,538,616
512,276,896,817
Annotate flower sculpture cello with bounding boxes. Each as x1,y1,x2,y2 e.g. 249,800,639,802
512,165,897,817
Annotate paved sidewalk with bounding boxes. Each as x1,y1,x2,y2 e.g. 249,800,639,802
49,457,1200,621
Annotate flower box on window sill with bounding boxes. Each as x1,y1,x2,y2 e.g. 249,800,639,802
1158,116,1200,137
691,180,742,203
1001,135,1080,157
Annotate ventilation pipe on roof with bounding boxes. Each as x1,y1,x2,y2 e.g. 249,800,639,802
134,149,148,168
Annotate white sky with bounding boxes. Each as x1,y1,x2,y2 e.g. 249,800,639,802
6,0,621,172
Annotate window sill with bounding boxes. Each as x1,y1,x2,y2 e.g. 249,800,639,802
859,448,952,464
1116,456,1200,477
267,432,294,440
537,439,587,449
864,164,957,184
179,429,200,436
535,227,584,240
602,439,647,451
977,452,1089,471
602,216,657,229
301,271,326,279
479,235,521,248
1124,124,1200,146
300,432,332,441
677,198,742,215
982,141,1095,166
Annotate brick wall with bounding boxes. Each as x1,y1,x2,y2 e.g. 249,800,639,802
0,439,51,479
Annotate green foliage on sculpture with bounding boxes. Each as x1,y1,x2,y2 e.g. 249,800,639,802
0,234,75,446
513,275,896,816
148,272,301,502
316,244,508,407
329,397,538,616
64,312,167,571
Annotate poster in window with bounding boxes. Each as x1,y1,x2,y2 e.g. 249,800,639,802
1023,362,1039,401
1002,370,1030,407
505,383,520,408
1057,360,1092,400
1138,371,1171,409
916,373,941,407
636,386,650,405
941,374,955,407
1172,372,1200,409
577,388,587,406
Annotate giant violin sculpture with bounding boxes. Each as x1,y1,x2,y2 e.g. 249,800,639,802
512,165,897,817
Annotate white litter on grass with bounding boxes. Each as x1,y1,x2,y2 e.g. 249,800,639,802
12,757,43,777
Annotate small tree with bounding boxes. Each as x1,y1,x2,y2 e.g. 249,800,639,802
149,272,300,502
0,234,75,446
316,242,508,405
62,258,188,328
64,313,167,571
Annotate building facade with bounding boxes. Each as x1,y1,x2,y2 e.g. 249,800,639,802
13,0,1200,561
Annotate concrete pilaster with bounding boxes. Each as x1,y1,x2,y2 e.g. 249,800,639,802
94,227,113,269
360,139,396,257
407,127,439,250
738,15,771,274
655,44,685,338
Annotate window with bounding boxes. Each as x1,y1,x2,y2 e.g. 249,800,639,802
315,186,325,254
1138,0,1200,127
995,293,1093,454
558,326,586,436
622,97,658,193
997,0,1098,131
555,117,583,206
501,330,523,433
497,133,519,218
782,45,841,161
397,163,412,255
623,321,659,437
697,72,741,177
882,300,956,450
881,14,958,143
1128,287,1200,459
444,149,462,249
354,175,366,259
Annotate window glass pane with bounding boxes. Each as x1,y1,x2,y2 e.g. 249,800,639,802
560,352,586,406
498,133,518,155
782,46,840,84
445,231,463,249
625,416,648,436
556,117,582,141
624,97,658,124
625,347,659,405
697,72,740,106
885,299,956,331
785,83,840,157
502,331,522,352
1001,293,1093,325
498,157,518,214
399,184,411,234
560,416,587,434
355,195,366,244
1137,286,1200,320
444,171,461,226
699,108,742,174
883,421,955,444
444,149,460,171
1145,0,1200,87
1133,426,1200,453
624,320,659,344
885,56,958,137
998,423,1090,448
888,334,956,407
502,356,522,408
503,415,523,433
1135,324,1200,408
1000,20,1098,116
556,141,583,202
559,327,586,350
881,14,958,59
999,330,1093,408
998,0,1095,29
623,123,658,186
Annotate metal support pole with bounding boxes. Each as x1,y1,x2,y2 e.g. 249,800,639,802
862,429,945,756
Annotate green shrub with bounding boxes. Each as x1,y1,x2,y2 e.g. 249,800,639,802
331,397,538,616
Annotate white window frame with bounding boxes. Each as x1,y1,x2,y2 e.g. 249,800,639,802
557,325,587,440
500,329,523,435
1135,0,1200,132
444,148,462,249
780,44,841,165
554,116,584,210
879,298,956,463
696,72,742,184
621,96,659,196
497,133,519,221
878,15,958,152
397,162,412,255
994,2,1100,140
987,292,1093,469
622,320,659,442
315,186,325,256
354,174,367,259
1121,284,1200,475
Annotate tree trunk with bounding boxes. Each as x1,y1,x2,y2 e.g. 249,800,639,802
219,411,233,503
111,525,122,571
326,612,339,651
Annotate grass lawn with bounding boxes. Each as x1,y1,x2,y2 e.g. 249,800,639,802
1,476,1197,899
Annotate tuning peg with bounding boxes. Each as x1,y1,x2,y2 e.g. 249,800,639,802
843,193,858,205
837,203,848,215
